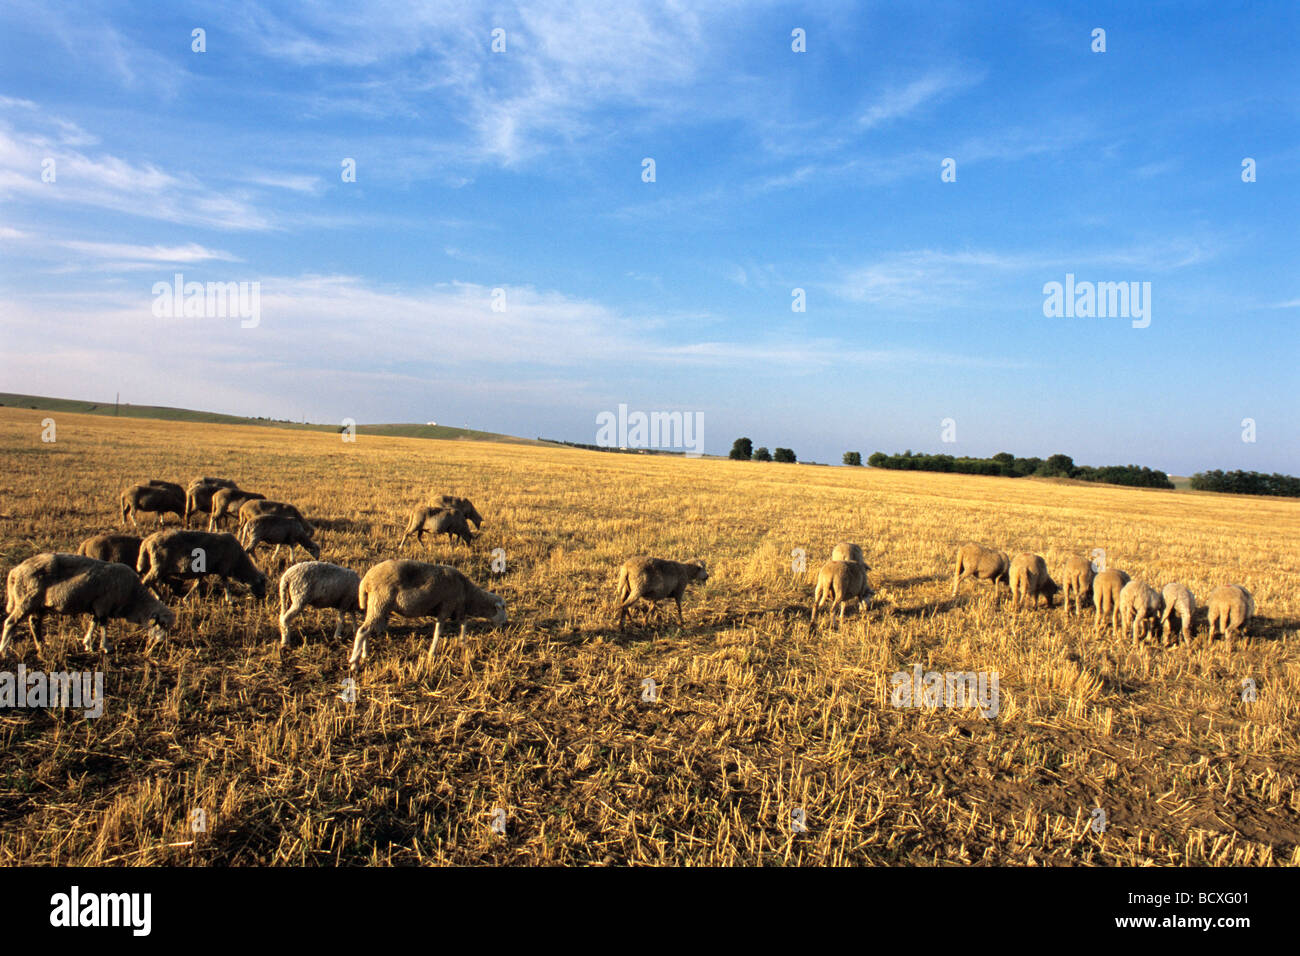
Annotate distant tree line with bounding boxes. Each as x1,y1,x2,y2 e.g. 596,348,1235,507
1188,470,1300,497
544,439,684,456
730,438,796,463
866,451,1175,489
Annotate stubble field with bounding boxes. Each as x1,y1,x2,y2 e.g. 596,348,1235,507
1,406,1297,865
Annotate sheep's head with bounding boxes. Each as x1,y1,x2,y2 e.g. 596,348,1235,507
248,572,268,600
1043,576,1061,606
306,540,322,560
690,562,708,583
484,592,508,626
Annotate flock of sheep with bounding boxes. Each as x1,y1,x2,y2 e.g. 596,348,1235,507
0,476,1259,672
948,543,1256,644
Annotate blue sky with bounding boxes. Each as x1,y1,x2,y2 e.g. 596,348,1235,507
0,1,1296,474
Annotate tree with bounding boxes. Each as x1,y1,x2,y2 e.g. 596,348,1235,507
867,452,888,467
753,446,772,461
773,447,797,463
729,437,753,461
1043,454,1075,477
843,451,862,466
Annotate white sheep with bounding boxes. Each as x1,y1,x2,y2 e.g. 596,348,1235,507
1061,554,1096,617
1206,584,1255,643
350,560,507,668
1119,580,1165,643
811,559,872,624
1093,569,1131,633
831,541,864,564
278,561,361,647
1,553,175,655
1160,583,1196,644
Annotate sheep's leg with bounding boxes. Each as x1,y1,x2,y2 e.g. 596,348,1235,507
270,543,281,562
82,618,98,652
348,625,370,669
427,620,443,658
951,571,962,597
28,615,44,654
674,596,685,626
98,622,110,654
332,611,345,641
458,623,467,640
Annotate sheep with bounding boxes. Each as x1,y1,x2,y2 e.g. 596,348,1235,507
1119,580,1165,644
208,488,264,531
434,495,483,529
811,559,873,624
1160,583,1197,644
1061,554,1096,616
184,477,239,525
278,561,361,647
830,541,864,564
614,556,708,629
1093,569,1131,633
1009,552,1060,610
121,481,185,528
238,498,312,533
1,553,174,655
349,560,507,668
1206,584,1255,643
77,533,142,570
138,529,268,602
242,514,321,563
951,544,1011,603
399,506,473,549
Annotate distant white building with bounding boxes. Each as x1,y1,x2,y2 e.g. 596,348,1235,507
426,421,438,426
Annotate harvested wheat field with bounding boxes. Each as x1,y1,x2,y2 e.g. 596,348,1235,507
1,406,1297,866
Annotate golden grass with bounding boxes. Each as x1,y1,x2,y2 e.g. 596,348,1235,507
0,407,1297,865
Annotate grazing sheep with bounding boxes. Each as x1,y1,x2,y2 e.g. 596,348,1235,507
208,488,265,531
138,529,267,601
1009,552,1060,610
1160,583,1197,643
238,498,312,533
614,556,708,629
1,553,174,655
1061,554,1096,616
243,514,320,562
349,560,507,667
434,495,483,529
1119,580,1165,644
278,561,361,647
951,544,1011,603
121,482,185,528
77,532,142,570
811,559,873,624
399,506,473,549
1093,569,1132,633
831,541,865,564
1206,584,1255,643
184,477,239,525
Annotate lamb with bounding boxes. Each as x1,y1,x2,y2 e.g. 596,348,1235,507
238,498,312,533
951,544,1011,603
138,529,268,601
278,561,361,647
184,477,239,525
77,533,142,570
1119,580,1165,643
1092,569,1131,633
208,488,265,531
1206,584,1255,643
121,481,185,527
614,556,709,629
811,559,873,624
434,495,483,529
1009,552,1060,610
1160,583,1197,643
830,541,864,564
349,560,507,668
1,553,174,655
242,515,321,562
399,506,474,549
1060,554,1096,616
